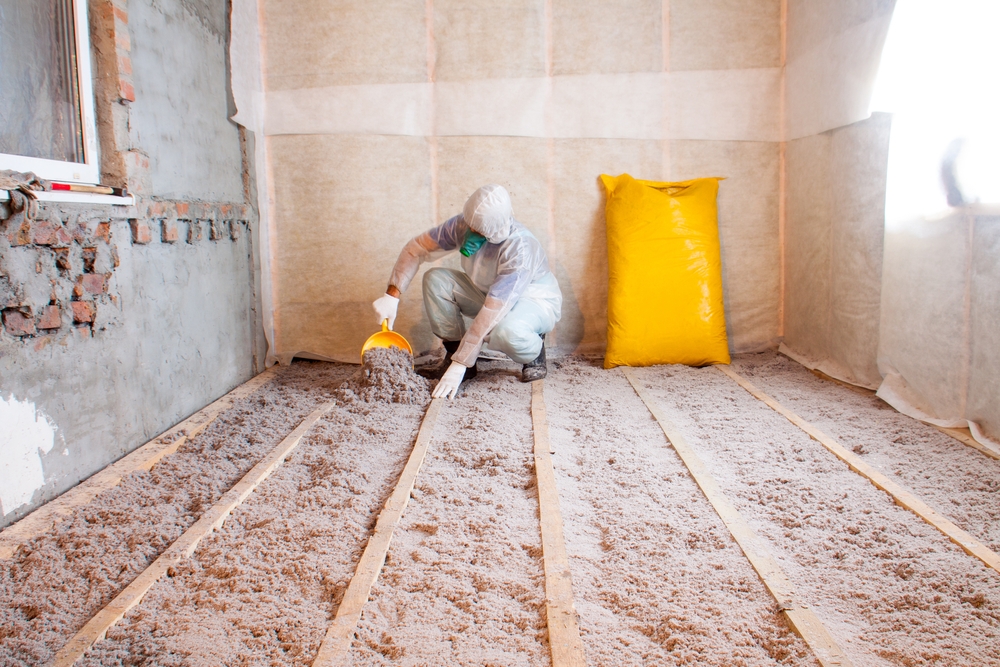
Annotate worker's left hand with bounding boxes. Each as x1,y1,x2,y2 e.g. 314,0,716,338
432,361,467,399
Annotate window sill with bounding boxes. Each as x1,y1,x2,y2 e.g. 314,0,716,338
0,190,135,206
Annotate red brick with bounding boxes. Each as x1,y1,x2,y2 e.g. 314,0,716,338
161,220,178,243
119,80,135,102
187,221,202,243
3,309,35,336
209,220,226,241
113,4,127,23
82,247,97,272
55,248,71,271
34,336,53,352
36,305,61,330
31,219,61,245
75,325,92,340
95,222,111,243
80,274,107,295
7,221,31,246
175,203,190,216
71,301,95,324
118,55,132,76
130,220,152,244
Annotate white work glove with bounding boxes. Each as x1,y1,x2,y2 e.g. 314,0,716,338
372,293,400,329
432,361,467,400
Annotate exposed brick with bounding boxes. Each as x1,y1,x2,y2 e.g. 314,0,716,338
111,246,120,268
130,219,152,244
80,274,107,295
187,220,202,243
55,248,71,272
75,325,92,340
147,201,167,217
209,219,226,241
3,309,35,336
34,336,53,352
82,247,97,273
36,305,61,330
161,220,178,243
175,203,190,216
95,222,111,243
119,80,135,103
7,221,31,246
71,301,95,324
112,4,127,24
118,55,132,76
31,219,61,245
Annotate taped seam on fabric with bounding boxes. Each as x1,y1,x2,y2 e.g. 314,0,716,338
264,70,782,142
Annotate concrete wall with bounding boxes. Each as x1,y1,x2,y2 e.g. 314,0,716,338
127,0,244,201
0,0,261,527
262,0,783,362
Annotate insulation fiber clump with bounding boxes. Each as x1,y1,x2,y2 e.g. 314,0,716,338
338,346,430,405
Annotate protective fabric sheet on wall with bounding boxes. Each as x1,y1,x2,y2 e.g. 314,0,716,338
784,0,895,140
878,210,1000,446
870,0,1000,444
229,0,277,366
254,0,786,364
781,114,891,389
265,70,781,142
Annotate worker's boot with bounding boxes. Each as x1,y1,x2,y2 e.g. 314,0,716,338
521,335,547,383
417,340,478,381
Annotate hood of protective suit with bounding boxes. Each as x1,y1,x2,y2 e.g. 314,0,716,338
463,184,513,244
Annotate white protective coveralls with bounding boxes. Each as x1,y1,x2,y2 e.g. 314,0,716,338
386,185,562,369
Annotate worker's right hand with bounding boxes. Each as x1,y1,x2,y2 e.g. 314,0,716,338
372,293,400,330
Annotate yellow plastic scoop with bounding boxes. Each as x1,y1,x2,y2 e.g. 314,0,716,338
361,319,413,361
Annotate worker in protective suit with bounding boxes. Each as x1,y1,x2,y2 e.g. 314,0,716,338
372,184,562,400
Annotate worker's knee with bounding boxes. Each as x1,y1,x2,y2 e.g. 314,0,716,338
491,320,541,364
422,267,455,297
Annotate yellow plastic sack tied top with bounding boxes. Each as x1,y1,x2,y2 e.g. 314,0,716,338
600,173,730,369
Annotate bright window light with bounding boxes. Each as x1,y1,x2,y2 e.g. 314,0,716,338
871,0,1000,226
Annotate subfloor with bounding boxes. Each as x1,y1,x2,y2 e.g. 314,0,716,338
1,353,998,666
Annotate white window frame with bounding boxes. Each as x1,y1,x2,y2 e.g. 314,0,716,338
0,0,100,185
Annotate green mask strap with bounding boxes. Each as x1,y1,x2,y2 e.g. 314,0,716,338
460,230,488,257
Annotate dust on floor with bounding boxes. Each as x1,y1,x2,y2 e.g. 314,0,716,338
350,359,550,667
79,386,428,665
732,353,1000,552
633,356,1000,666
0,361,354,665
2,352,998,667
545,356,817,666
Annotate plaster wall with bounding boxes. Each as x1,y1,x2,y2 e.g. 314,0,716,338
0,0,261,527
127,0,244,201
263,0,783,362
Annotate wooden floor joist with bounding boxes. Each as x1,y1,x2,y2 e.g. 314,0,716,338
1,366,282,560
623,368,853,667
530,381,588,667
312,398,444,667
716,365,1000,576
50,399,336,667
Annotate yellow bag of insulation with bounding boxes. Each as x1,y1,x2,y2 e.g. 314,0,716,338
600,173,730,369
